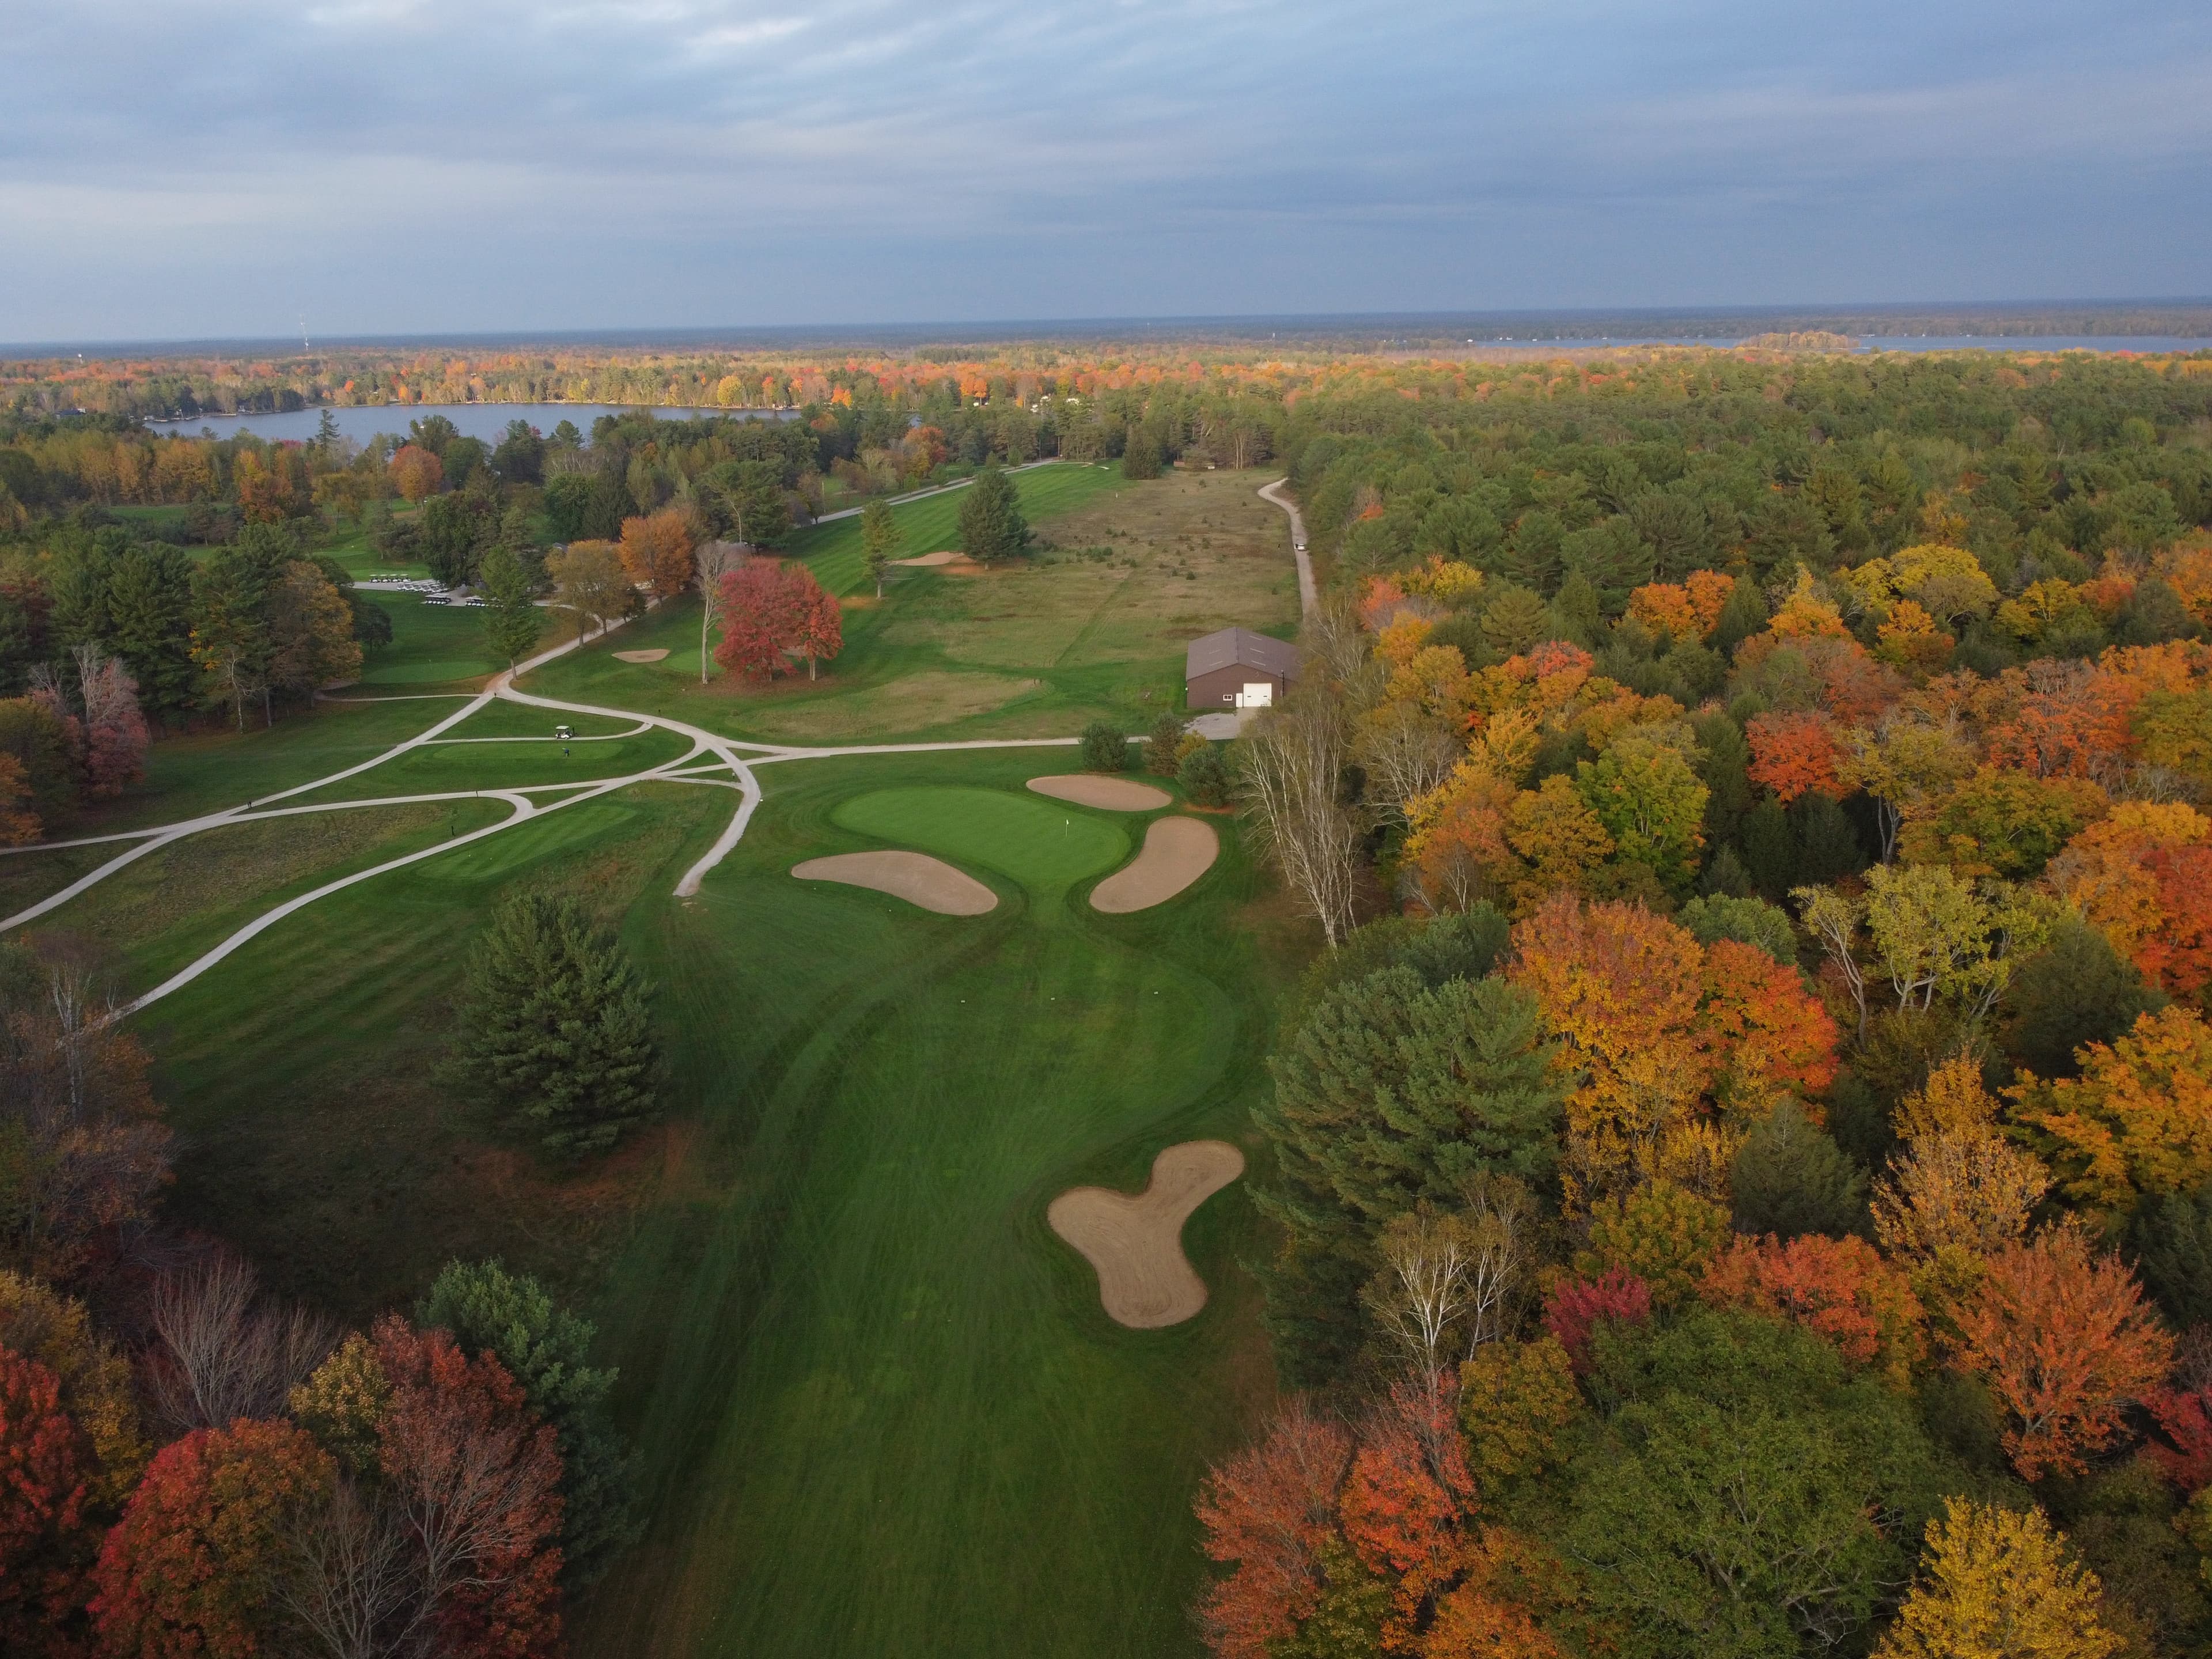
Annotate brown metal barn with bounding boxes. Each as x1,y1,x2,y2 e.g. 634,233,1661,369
1184,627,1302,710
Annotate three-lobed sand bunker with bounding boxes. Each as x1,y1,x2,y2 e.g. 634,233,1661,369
1048,1141,1246,1328
1026,774,1171,812
1090,817,1219,912
613,648,670,663
791,851,998,915
890,550,964,566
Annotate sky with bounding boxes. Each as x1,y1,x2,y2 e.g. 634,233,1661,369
5,0,2210,343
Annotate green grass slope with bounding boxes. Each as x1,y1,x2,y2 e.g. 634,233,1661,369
566,749,1281,1658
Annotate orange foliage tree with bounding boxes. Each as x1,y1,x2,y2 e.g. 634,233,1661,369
1747,711,1842,804
1701,1233,1926,1387
1694,938,1840,1120
89,1418,335,1658
372,1317,565,1659
1194,1402,1354,1659
1950,1226,2173,1479
387,444,444,503
616,509,696,600
1510,895,1707,1207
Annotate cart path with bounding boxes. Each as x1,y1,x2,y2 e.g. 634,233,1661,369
1258,477,1316,620
1,607,1095,1016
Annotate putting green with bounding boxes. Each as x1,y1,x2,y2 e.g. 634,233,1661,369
830,786,1128,889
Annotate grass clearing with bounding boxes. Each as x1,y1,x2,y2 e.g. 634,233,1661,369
786,462,1134,597
517,466,1298,745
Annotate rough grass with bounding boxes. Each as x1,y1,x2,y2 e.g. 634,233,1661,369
518,467,1299,745
130,783,730,1317
785,461,1134,597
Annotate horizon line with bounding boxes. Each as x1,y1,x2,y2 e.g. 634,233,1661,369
10,297,2212,361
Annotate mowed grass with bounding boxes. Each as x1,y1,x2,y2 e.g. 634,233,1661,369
517,465,1298,747
85,697,465,832
575,748,1283,1659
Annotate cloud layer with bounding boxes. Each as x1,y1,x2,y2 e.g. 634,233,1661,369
7,0,2209,340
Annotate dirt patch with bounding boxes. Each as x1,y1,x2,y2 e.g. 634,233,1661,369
1027,774,1171,811
891,550,964,566
1090,817,1219,912
1048,1141,1246,1328
791,851,997,915
614,649,670,663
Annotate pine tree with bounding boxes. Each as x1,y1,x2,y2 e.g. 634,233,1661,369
452,894,656,1158
957,465,1029,563
478,547,543,669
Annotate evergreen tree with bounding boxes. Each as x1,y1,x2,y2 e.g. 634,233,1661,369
859,498,900,597
1143,710,1185,775
452,893,656,1158
1079,721,1128,771
1730,1101,1868,1238
478,546,543,669
1177,741,1231,807
1254,965,1560,1380
2001,917,2163,1078
417,1258,640,1587
957,465,1029,563
106,543,198,717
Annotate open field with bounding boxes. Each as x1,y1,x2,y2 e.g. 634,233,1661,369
520,465,1299,745
784,461,1134,597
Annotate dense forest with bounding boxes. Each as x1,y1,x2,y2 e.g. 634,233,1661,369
1209,346,2212,1658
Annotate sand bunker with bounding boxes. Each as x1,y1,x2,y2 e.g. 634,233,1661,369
1048,1141,1246,1328
613,649,669,663
1027,774,1171,812
1089,818,1219,912
791,852,997,915
890,550,963,566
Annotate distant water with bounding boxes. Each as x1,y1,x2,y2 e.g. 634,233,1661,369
144,402,799,445
1461,335,2210,354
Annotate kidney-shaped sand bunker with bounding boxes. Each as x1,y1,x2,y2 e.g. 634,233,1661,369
1048,1141,1245,1328
1089,817,1219,912
791,851,997,915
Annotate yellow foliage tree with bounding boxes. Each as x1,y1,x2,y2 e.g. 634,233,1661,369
2008,1005,2212,1218
1876,1499,2119,1659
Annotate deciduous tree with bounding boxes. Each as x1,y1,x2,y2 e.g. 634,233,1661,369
2008,1004,2212,1219
1876,1498,2121,1659
616,510,695,601
1952,1226,2173,1480
0,1344,94,1648
1702,1233,1925,1386
1194,1402,1354,1659
89,1418,335,1659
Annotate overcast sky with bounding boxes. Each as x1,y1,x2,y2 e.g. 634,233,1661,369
6,0,2209,343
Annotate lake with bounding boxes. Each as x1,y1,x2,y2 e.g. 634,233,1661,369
145,402,800,446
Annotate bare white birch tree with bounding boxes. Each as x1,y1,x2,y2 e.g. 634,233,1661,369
1236,691,1361,947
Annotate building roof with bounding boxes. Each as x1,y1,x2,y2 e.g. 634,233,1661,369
1185,627,1303,682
